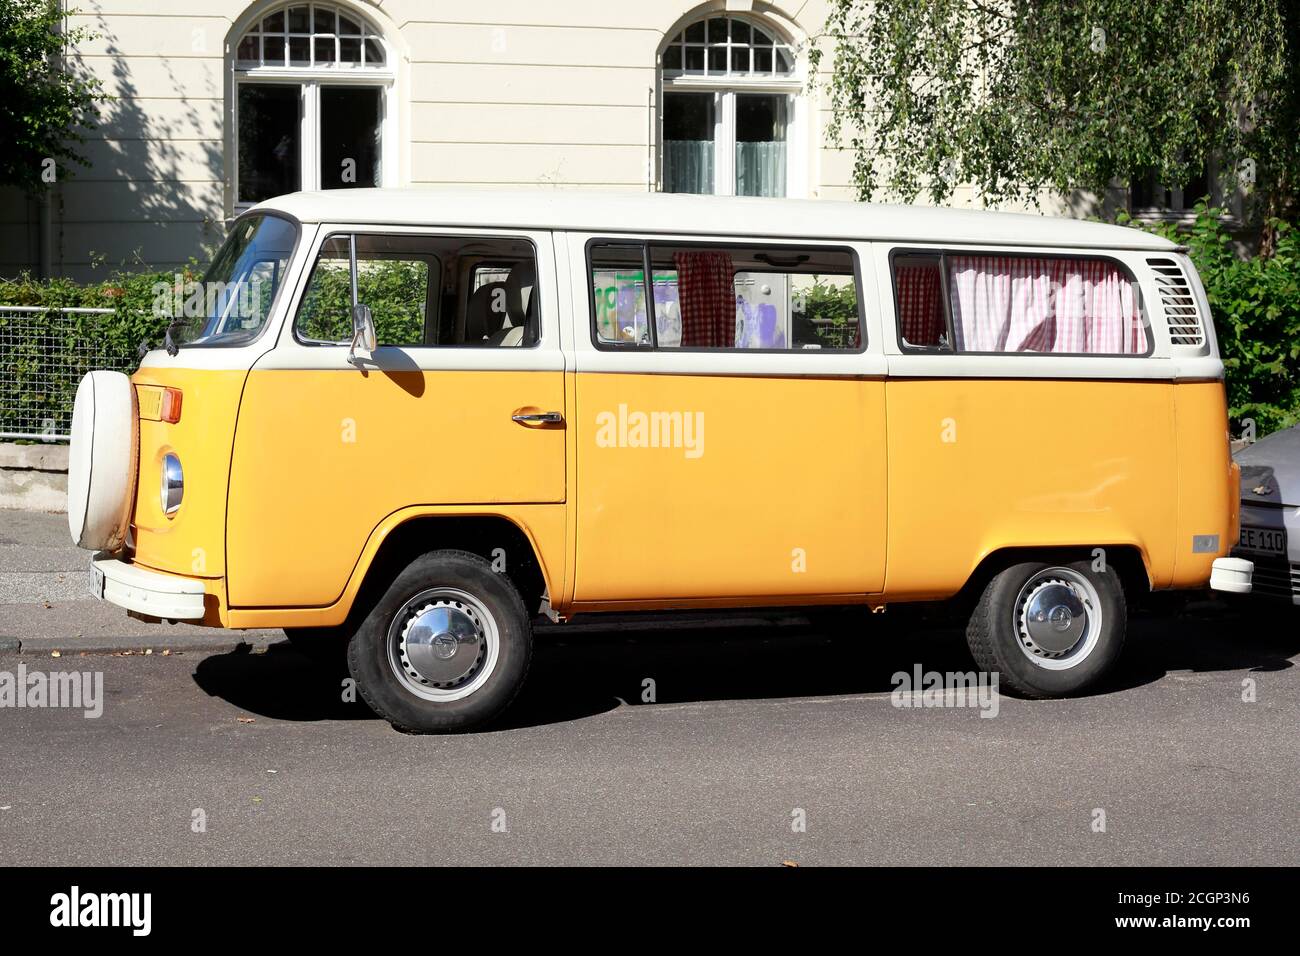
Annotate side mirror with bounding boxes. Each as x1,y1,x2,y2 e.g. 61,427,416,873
348,303,376,365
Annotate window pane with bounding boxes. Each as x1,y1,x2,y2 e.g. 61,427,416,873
314,7,335,33
237,84,300,203
735,94,787,197
732,20,751,44
707,47,727,73
236,35,259,63
364,38,385,64
943,254,1148,354
707,17,728,42
262,35,286,64
684,46,705,73
753,47,772,72
339,37,361,62
589,244,649,345
297,234,537,347
173,214,298,347
289,35,310,65
648,244,860,351
287,5,309,32
338,14,361,35
663,92,715,194
295,236,430,346
684,21,705,42
262,11,284,32
320,86,382,189
731,47,751,74
663,44,682,71
893,257,947,348
314,37,336,63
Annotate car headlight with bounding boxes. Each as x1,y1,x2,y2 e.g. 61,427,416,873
161,453,183,517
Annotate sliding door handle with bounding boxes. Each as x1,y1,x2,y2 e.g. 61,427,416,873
512,411,564,424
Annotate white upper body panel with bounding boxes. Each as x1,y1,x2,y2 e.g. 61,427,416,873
252,188,1181,253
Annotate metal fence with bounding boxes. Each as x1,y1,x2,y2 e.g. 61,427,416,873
0,306,141,442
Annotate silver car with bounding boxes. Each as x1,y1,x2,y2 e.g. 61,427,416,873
1234,427,1300,602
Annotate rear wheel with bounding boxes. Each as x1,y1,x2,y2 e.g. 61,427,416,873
347,550,532,733
966,559,1126,698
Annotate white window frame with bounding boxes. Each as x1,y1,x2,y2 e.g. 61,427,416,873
658,17,804,199
232,5,396,212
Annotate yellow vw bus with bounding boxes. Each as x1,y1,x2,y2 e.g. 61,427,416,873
67,189,1249,732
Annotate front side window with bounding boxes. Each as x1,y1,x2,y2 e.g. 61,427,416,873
892,252,1149,355
589,240,861,351
173,213,298,348
294,233,538,348
660,16,797,197
234,3,391,206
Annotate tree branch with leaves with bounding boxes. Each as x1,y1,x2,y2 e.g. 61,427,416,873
812,0,1297,253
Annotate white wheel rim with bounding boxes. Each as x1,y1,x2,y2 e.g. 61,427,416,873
1013,567,1103,671
386,587,500,702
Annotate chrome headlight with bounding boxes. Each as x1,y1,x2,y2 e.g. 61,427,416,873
161,453,183,517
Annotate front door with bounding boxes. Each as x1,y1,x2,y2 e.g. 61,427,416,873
227,226,566,608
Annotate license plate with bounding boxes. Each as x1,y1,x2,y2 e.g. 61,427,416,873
1239,526,1286,556
89,564,105,600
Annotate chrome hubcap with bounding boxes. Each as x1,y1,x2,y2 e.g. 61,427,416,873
1014,568,1102,670
387,588,500,702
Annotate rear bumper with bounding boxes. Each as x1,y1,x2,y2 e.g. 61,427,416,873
91,554,207,620
1209,556,1254,595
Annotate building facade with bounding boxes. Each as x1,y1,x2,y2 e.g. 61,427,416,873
8,0,1210,281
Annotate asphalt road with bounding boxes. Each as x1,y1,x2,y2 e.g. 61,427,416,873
1,510,1297,865
2,609,1298,865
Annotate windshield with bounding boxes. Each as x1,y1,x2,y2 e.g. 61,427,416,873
172,214,298,348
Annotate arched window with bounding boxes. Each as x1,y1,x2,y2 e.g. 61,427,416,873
232,2,394,207
660,15,799,197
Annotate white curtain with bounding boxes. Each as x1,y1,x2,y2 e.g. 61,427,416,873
664,140,714,194
735,141,786,197
947,256,1146,354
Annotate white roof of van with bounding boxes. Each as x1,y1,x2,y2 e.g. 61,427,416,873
254,188,1179,252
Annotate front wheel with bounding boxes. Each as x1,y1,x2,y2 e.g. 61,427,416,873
347,550,532,733
966,559,1126,698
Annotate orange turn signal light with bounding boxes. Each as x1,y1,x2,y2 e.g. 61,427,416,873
160,387,183,424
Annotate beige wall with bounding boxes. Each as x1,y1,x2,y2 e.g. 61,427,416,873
3,0,996,281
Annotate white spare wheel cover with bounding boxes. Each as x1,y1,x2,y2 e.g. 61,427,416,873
67,370,139,551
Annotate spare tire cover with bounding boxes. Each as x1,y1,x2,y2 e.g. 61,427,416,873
67,370,139,551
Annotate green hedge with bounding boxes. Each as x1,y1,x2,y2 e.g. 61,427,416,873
0,269,183,438
1129,205,1300,436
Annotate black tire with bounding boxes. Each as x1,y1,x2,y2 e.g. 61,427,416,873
284,625,352,671
966,559,1126,698
346,550,532,733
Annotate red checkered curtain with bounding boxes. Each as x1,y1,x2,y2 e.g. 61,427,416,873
895,263,944,346
674,251,736,348
1052,258,1147,354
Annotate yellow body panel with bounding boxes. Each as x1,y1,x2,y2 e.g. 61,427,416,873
571,373,887,604
125,364,1233,627
882,379,1232,599
129,368,246,585
226,368,566,608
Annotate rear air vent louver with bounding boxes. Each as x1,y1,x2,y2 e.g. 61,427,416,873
1147,257,1204,347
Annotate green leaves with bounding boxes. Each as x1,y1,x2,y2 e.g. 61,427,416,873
0,1,107,193
815,0,1293,224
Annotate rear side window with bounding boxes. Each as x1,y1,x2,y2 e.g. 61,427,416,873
588,240,863,351
892,252,1150,356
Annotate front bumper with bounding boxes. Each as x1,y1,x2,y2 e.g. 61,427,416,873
90,554,206,620
1209,556,1254,595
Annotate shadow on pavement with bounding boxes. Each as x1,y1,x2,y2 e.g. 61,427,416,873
190,603,1300,732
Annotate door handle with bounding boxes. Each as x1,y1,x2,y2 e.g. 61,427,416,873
512,411,564,424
